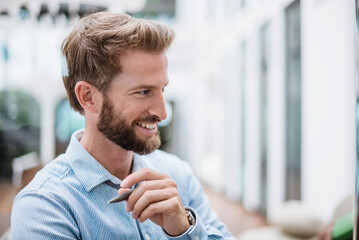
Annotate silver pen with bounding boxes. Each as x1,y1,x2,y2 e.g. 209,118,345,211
107,189,134,203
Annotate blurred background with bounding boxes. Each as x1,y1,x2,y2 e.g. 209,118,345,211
0,0,357,239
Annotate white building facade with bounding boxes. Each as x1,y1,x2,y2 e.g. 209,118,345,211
174,0,356,221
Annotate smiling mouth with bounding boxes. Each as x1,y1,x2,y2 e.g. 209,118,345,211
136,122,157,130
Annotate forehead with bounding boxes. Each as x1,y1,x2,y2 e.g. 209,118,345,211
123,50,168,70
111,50,169,89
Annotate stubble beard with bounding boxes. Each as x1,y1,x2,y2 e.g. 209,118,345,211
97,96,161,155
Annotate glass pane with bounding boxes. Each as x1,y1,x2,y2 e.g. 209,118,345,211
158,101,176,154
55,99,85,156
0,91,40,179
127,0,176,25
240,40,247,202
285,0,302,200
241,0,246,9
259,22,270,214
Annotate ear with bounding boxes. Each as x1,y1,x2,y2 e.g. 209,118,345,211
74,81,102,114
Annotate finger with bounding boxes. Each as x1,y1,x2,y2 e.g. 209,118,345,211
118,188,132,195
137,197,179,223
137,201,164,223
131,188,176,218
121,168,169,188
126,179,176,211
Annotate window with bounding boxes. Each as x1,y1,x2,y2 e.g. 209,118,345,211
285,0,301,200
241,0,246,9
55,99,85,156
127,0,176,25
158,100,177,154
259,22,271,214
0,91,40,178
240,40,247,202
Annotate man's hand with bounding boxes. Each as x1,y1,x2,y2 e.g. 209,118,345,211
118,168,190,236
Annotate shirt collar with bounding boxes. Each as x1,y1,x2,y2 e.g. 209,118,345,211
65,129,156,192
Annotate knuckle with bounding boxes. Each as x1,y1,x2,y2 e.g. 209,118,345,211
172,188,179,196
143,190,154,200
165,178,177,187
141,181,150,190
148,204,158,214
166,188,177,197
149,191,158,199
143,168,153,175
163,173,171,179
169,197,178,206
170,180,178,188
170,200,179,210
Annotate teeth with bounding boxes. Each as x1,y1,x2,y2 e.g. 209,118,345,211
138,123,156,130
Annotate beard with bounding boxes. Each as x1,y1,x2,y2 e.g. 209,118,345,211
97,96,161,155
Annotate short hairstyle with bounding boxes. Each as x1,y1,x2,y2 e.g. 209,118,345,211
61,12,175,114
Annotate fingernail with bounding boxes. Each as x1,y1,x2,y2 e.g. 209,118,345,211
125,205,130,212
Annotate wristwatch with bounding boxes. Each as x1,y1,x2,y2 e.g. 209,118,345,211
186,210,195,226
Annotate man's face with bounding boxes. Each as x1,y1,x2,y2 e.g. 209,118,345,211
97,51,169,155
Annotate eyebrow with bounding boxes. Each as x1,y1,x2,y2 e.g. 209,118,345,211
128,81,169,92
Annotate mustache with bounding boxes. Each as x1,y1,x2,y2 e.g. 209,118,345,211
135,115,161,124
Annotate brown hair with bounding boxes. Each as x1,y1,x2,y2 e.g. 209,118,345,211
61,12,175,114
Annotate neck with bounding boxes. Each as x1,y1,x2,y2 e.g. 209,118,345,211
79,126,133,180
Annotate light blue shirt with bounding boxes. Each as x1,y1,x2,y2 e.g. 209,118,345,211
11,130,235,240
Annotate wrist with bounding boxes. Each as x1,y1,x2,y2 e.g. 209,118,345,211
162,207,198,238
165,214,191,236
163,208,195,237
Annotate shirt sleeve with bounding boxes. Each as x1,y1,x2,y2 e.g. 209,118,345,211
164,161,237,240
11,190,80,240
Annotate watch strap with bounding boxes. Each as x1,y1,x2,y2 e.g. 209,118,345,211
186,209,195,226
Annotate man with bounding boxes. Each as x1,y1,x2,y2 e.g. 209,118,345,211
11,12,235,239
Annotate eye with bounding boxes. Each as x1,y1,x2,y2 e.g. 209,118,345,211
137,90,150,95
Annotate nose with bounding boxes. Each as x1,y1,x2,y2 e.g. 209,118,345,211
149,93,167,121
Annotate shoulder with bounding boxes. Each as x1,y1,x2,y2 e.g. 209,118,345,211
19,154,71,192
11,154,81,231
13,154,79,209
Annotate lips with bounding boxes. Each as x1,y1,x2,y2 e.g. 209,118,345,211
136,122,156,130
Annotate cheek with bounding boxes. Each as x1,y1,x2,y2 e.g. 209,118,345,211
122,104,149,122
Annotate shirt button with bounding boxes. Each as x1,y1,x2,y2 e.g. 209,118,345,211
145,234,150,240
195,236,199,240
